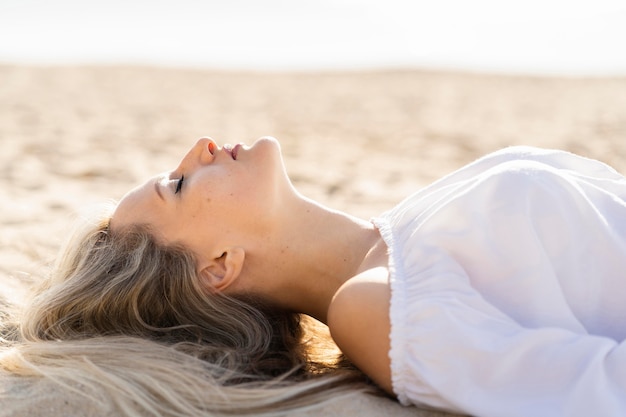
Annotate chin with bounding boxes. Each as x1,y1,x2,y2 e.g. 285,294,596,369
250,136,283,164
253,136,293,187
253,136,281,150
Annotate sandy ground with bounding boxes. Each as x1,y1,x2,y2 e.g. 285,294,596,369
1,65,626,415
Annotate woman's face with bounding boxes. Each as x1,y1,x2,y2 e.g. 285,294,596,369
110,136,290,264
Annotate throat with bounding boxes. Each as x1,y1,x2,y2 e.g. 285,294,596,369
245,193,389,324
277,212,388,324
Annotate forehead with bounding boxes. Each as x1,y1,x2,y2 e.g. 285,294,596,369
110,177,162,232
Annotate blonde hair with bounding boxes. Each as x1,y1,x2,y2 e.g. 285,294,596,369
0,207,371,416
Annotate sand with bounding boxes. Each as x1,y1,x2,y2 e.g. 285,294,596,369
1,65,625,415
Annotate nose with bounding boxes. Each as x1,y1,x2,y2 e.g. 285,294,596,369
194,137,218,158
178,137,217,171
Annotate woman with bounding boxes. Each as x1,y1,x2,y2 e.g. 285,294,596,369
5,137,626,417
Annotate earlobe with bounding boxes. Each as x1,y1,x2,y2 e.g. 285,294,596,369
199,247,245,293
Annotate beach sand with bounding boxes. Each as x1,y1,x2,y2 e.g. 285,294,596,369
1,65,625,416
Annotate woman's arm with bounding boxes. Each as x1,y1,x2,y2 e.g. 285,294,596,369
330,268,626,417
327,267,393,395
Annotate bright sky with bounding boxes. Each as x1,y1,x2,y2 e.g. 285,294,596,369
1,0,625,75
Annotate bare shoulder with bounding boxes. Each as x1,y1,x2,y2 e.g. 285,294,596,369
327,267,393,395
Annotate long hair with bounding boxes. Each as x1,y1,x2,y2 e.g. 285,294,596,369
0,206,371,416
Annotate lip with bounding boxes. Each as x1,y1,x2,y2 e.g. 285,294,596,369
231,143,243,160
222,144,234,160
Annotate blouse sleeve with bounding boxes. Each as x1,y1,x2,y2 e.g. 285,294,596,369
398,285,626,417
383,150,626,417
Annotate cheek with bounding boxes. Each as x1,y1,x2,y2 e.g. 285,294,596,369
174,213,218,254
188,169,259,228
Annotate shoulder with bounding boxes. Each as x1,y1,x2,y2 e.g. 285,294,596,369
327,267,393,395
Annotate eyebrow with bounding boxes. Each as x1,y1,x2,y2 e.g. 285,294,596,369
154,180,164,201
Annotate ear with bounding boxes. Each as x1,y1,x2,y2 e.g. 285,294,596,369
198,247,246,293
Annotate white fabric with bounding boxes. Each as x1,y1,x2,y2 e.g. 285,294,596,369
371,146,626,417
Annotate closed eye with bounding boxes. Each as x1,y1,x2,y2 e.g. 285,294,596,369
174,175,185,194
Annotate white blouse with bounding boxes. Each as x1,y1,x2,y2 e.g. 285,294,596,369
371,146,626,417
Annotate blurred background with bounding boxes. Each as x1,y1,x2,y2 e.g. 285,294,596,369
1,0,626,301
1,0,626,75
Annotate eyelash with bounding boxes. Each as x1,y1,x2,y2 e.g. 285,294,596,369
174,175,185,194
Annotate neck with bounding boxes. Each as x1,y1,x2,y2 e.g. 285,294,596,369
250,194,386,324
